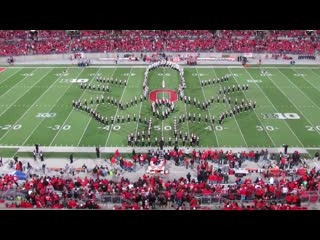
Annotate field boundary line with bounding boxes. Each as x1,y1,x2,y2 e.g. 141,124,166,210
5,65,320,69
1,145,316,154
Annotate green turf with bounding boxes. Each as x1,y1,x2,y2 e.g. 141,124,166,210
307,150,320,158
0,66,319,148
0,148,19,158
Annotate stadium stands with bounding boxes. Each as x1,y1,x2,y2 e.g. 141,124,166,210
1,147,319,210
1,30,320,56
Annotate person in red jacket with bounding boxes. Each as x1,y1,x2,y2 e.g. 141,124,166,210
115,149,120,160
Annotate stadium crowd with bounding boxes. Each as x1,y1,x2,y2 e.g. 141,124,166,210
1,147,319,210
1,30,320,210
1,30,320,56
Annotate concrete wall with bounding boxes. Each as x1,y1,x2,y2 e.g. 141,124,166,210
0,51,318,64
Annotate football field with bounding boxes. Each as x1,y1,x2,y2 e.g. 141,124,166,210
0,65,320,149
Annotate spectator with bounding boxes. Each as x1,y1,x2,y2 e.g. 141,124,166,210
186,172,191,182
69,153,73,164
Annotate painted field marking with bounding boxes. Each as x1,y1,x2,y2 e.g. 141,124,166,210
49,68,102,146
243,68,305,147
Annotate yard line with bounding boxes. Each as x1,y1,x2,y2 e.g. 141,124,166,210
268,70,320,135
105,68,132,147
21,68,85,146
175,68,190,139
195,67,220,147
77,68,116,146
49,68,102,146
0,68,64,142
0,68,23,85
135,102,143,135
243,68,305,147
0,68,45,118
183,98,191,138
227,68,276,147
211,68,248,147
161,68,165,138
276,68,320,111
76,105,99,146
309,69,320,90
261,67,320,136
294,69,320,94
0,69,39,98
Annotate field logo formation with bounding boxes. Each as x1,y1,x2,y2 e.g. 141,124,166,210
72,61,256,147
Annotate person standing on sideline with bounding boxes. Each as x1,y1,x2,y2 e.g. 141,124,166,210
40,151,44,162
33,150,37,161
35,144,39,154
283,144,288,155
96,146,100,158
69,153,74,164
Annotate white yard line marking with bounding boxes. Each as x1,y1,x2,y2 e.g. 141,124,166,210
76,106,99,146
228,68,276,147
135,102,143,135
263,68,320,136
308,69,320,93
49,68,102,146
243,68,305,147
195,67,220,147
0,68,63,142
0,68,23,85
105,68,132,146
0,69,39,98
289,68,320,103
183,99,191,138
175,68,190,139
211,68,248,147
77,68,117,146
21,68,85,146
0,68,41,116
161,68,165,138
276,68,320,111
